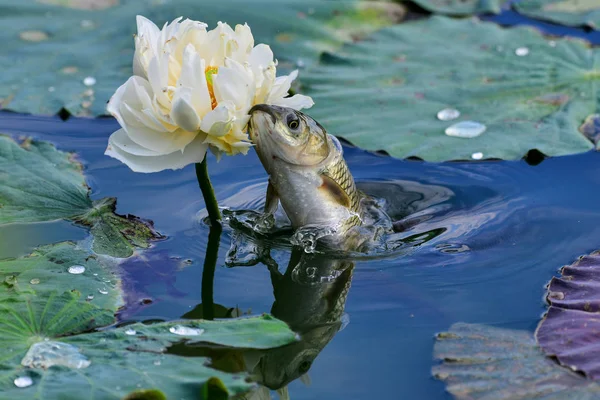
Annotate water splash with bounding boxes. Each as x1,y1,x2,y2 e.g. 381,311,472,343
21,341,91,369
225,230,277,268
223,209,279,235
291,225,338,253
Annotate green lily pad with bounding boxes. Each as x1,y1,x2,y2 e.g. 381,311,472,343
514,0,600,29
0,0,403,116
0,243,298,399
410,0,505,16
433,323,600,399
2,316,296,399
0,241,121,311
303,16,599,161
0,135,162,257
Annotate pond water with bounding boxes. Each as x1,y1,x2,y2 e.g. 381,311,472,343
2,9,600,400
2,106,600,399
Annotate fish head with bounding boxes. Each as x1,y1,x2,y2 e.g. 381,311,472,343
248,104,330,172
245,324,338,390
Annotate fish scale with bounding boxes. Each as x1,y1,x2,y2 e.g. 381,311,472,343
322,156,362,230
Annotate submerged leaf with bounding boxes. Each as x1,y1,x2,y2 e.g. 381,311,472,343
304,16,598,161
0,0,401,116
0,135,162,257
515,0,600,29
76,197,163,258
433,323,600,399
536,251,600,379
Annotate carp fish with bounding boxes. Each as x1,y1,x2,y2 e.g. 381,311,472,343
248,104,362,237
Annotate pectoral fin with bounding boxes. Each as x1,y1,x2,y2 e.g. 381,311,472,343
264,180,279,215
319,174,350,208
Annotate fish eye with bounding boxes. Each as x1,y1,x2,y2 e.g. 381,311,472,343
298,361,312,374
286,113,300,131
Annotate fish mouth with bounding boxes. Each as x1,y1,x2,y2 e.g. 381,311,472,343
249,104,277,124
248,104,277,143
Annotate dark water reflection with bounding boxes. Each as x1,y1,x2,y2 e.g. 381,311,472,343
2,111,600,399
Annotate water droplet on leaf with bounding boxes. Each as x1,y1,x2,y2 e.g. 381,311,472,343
80,19,94,29
445,121,486,138
29,278,40,285
68,265,85,274
169,325,205,336
436,108,460,121
14,376,33,388
98,288,108,295
83,76,96,86
124,328,136,336
515,47,529,56
21,341,90,369
20,30,49,42
471,152,483,160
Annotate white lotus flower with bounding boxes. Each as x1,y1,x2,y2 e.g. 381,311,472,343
106,16,314,173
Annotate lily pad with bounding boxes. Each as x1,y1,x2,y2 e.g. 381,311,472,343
0,241,121,311
0,243,298,399
303,16,598,161
0,0,402,116
2,316,296,399
514,0,600,29
0,135,162,257
536,251,600,379
410,0,506,16
433,323,600,399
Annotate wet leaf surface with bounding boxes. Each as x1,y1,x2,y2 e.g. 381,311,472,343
536,251,600,379
0,0,402,116
0,135,162,257
304,16,598,161
433,323,600,399
515,0,600,29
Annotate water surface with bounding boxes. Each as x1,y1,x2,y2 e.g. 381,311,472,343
2,108,600,399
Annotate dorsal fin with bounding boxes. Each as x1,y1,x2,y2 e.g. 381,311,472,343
319,174,351,208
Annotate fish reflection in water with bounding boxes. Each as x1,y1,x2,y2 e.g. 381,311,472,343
212,179,457,397
244,247,354,393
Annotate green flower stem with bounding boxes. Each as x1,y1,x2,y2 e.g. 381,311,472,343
201,223,221,321
195,158,221,225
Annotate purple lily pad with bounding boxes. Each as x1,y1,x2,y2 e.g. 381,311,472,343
433,323,599,400
536,251,600,379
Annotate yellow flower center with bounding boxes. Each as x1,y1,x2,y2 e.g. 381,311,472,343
205,66,219,110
